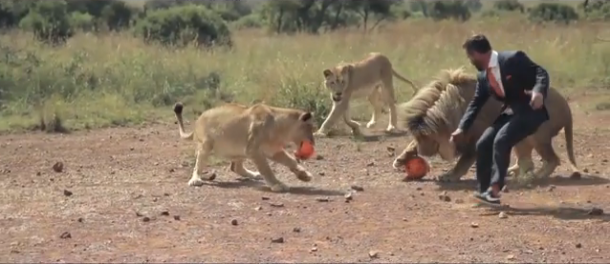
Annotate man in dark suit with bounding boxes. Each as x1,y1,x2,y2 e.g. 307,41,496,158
450,34,550,204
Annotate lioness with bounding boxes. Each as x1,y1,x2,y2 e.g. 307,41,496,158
315,52,418,136
392,68,578,183
173,102,316,192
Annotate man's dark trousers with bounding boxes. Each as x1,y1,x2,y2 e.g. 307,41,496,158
475,108,547,193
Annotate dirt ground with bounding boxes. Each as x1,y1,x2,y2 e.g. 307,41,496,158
2,99,610,263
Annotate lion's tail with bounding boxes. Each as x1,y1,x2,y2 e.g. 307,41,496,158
392,69,419,95
173,103,194,141
563,109,578,172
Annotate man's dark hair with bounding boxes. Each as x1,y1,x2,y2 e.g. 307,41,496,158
462,34,492,54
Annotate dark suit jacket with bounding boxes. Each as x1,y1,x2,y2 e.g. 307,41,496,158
458,50,550,132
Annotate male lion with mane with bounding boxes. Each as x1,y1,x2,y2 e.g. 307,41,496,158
315,52,418,137
173,102,316,192
392,68,578,183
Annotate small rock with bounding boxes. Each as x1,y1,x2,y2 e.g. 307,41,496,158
254,206,263,211
366,161,375,167
506,254,516,261
587,207,604,216
547,185,556,192
386,146,396,157
344,192,353,202
315,155,324,160
454,198,464,204
269,202,284,208
169,168,175,173
271,237,284,243
470,222,479,228
310,247,318,252
438,191,451,202
63,189,73,197
77,217,84,223
173,215,181,221
160,211,170,216
142,217,151,222
498,212,508,219
318,172,325,176
350,185,364,192
135,212,144,217
583,168,589,173
60,232,71,239
293,227,301,233
368,250,379,258
569,172,582,180
231,219,238,226
52,162,64,173
261,196,270,201
415,187,422,191
575,243,582,249
315,197,330,202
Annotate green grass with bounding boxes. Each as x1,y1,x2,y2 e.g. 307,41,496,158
1,14,610,133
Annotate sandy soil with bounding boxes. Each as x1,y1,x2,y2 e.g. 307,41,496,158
1,101,610,263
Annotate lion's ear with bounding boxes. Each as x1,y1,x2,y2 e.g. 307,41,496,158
323,69,333,78
340,65,352,75
299,112,313,122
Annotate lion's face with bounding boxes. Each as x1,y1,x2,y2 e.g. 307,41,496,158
415,134,457,162
291,112,316,147
323,66,351,102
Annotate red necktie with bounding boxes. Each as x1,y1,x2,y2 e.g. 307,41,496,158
487,68,504,97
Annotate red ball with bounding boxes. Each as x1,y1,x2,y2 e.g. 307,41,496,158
295,141,315,160
404,156,430,180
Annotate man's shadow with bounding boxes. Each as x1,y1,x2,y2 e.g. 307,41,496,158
434,173,610,192
204,178,346,196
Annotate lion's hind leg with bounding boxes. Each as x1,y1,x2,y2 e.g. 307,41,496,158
380,78,399,133
188,142,215,187
508,140,535,178
366,87,384,129
230,159,262,180
532,139,560,180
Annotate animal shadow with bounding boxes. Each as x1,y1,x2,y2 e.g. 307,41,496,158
209,177,346,196
435,174,610,192
479,203,610,222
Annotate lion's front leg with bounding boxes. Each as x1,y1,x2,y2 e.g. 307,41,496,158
315,101,343,137
270,150,313,182
393,139,418,170
229,160,262,180
342,104,362,136
250,153,289,193
437,148,476,182
366,88,384,129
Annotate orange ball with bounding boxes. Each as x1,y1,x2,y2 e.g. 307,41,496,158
295,141,315,160
404,156,430,180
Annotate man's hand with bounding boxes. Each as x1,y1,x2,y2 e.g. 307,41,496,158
526,90,544,109
450,128,464,143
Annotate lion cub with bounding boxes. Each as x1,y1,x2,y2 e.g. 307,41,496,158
173,102,316,192
315,52,418,136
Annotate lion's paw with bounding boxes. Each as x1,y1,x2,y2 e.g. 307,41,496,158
392,158,406,170
269,182,290,193
314,130,329,137
436,172,461,183
295,171,313,182
366,121,377,129
188,177,205,187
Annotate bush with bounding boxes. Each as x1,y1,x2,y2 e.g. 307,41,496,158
493,0,524,13
69,11,95,32
580,0,610,21
99,1,134,30
528,3,579,24
428,1,471,22
232,13,262,30
19,0,73,43
133,4,232,48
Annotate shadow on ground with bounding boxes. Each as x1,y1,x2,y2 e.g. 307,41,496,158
477,203,609,222
208,178,346,196
434,174,610,192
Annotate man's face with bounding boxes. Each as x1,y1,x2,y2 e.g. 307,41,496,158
466,50,487,71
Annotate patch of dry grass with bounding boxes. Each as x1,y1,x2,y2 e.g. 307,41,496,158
1,15,610,132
